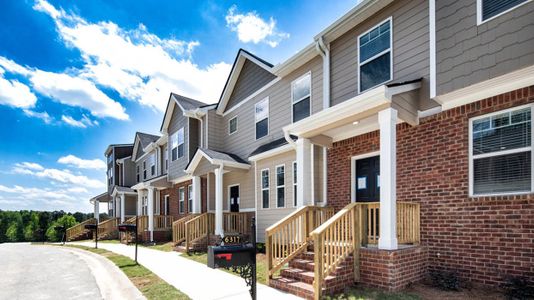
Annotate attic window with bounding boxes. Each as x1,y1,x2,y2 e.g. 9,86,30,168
229,116,238,135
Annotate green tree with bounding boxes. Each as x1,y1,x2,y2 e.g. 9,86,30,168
46,215,77,242
6,222,20,242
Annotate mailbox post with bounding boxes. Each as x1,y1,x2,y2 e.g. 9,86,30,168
54,226,66,245
207,217,257,300
84,223,98,249
118,222,138,264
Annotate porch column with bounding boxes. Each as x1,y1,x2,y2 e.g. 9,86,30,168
214,167,224,236
137,191,142,216
94,200,100,223
296,138,312,207
147,188,154,242
378,107,398,250
120,193,125,222
192,176,202,213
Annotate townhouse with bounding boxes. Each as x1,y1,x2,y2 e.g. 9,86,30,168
68,0,534,298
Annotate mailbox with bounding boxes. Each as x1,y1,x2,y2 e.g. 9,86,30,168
207,244,255,269
85,224,97,230
118,224,137,232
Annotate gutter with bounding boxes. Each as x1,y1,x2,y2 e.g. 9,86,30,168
315,36,330,110
184,108,207,148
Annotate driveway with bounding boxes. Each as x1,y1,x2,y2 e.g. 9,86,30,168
0,243,143,300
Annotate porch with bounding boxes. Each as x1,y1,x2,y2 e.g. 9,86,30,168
121,214,175,243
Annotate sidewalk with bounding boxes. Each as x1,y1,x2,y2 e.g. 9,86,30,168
71,241,302,300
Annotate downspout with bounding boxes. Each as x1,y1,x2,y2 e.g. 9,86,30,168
186,109,205,148
316,36,330,109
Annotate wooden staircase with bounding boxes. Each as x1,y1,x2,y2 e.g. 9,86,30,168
66,218,96,241
97,218,119,240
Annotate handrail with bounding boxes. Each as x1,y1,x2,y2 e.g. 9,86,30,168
154,215,174,230
265,206,334,281
311,203,360,300
66,218,96,241
172,214,200,244
185,213,214,252
223,212,249,234
137,215,148,231
97,217,119,237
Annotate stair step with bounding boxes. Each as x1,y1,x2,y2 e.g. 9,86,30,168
269,277,318,300
281,267,336,285
289,258,315,272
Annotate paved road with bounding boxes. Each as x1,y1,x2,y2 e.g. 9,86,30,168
0,243,102,300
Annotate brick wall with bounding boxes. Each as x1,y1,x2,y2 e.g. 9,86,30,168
327,86,534,286
159,180,192,220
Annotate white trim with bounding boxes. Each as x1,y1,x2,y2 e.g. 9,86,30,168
228,116,238,135
292,161,298,207
254,97,270,141
254,161,258,240
249,144,294,162
164,194,169,215
170,174,193,184
178,127,185,159
188,184,193,213
477,0,532,25
429,0,436,98
227,184,240,211
350,151,380,202
418,106,442,119
207,173,210,211
310,145,315,203
221,78,281,117
357,17,393,94
291,72,312,123
260,168,270,209
275,164,286,208
185,148,251,174
322,147,328,205
206,111,209,149
435,65,534,110
468,104,534,197
237,208,256,212
178,186,185,214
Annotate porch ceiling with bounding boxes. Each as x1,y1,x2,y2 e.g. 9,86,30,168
90,192,111,203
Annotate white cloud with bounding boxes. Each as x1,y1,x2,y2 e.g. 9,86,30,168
57,154,106,170
225,5,289,47
13,163,105,189
15,162,44,171
0,72,37,108
23,109,53,124
61,114,97,128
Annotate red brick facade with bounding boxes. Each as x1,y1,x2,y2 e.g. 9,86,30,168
327,86,534,286
159,178,208,221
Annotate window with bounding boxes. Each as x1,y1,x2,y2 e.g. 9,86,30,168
179,187,185,214
136,166,140,182
261,169,269,208
255,98,269,140
188,185,193,213
143,161,147,180
164,146,168,171
229,117,238,135
292,74,311,123
150,153,156,176
276,165,285,208
478,0,530,23
358,18,392,93
293,161,297,207
164,195,170,215
171,128,184,160
470,105,533,196
142,196,148,215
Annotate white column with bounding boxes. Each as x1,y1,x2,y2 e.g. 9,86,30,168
137,192,142,216
378,107,398,250
193,176,202,213
120,193,125,222
296,138,312,207
94,200,100,222
214,168,224,236
148,188,154,242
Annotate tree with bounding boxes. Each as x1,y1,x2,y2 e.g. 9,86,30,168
6,222,21,242
46,215,77,242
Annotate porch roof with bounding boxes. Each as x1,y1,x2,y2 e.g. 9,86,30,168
185,148,250,175
283,80,422,143
89,192,111,203
111,186,137,197
131,174,172,190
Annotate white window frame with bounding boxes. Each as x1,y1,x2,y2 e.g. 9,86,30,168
142,161,147,180
228,116,238,135
261,168,270,209
291,72,312,123
188,185,193,213
477,0,532,25
276,164,286,208
178,186,185,214
468,104,534,197
292,161,298,207
150,152,156,176
164,195,169,215
357,17,393,94
254,97,269,140
177,127,185,159
136,165,140,182
164,146,168,171
350,151,380,202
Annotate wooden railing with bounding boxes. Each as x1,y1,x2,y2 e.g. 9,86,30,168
185,213,214,252
223,212,249,234
154,215,174,230
66,218,96,241
97,218,119,238
265,206,335,280
172,214,200,244
311,203,360,300
356,202,420,245
138,215,148,231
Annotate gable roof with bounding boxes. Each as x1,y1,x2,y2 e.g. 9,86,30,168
184,147,250,174
215,49,275,114
249,135,297,158
160,92,208,133
131,131,160,161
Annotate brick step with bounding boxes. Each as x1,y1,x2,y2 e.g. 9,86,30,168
281,267,336,285
269,277,320,300
289,258,315,272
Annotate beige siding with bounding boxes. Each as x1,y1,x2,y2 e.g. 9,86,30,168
330,0,433,110
436,0,534,95
207,110,224,151
256,150,297,242
223,170,255,211
125,195,137,216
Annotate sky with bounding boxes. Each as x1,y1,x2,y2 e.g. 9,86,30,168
0,0,356,213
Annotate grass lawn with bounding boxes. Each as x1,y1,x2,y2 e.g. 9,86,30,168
183,252,268,285
66,244,190,300
324,286,420,300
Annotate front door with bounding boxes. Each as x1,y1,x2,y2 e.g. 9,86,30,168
229,185,239,212
355,156,380,202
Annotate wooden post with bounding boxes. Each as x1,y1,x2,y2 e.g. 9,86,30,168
313,233,323,300
352,206,360,282
360,204,368,246
266,234,272,284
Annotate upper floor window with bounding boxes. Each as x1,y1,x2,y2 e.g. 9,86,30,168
178,187,185,214
143,161,147,180
255,98,269,140
164,146,168,171
188,185,193,213
470,105,533,196
261,169,269,209
229,116,238,135
478,0,530,24
292,73,311,123
358,18,392,93
276,165,285,208
171,128,184,161
150,153,156,176
136,166,140,182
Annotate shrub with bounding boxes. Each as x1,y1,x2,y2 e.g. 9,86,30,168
429,269,460,291
502,276,534,300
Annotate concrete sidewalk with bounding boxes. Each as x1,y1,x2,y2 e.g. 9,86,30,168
71,241,302,300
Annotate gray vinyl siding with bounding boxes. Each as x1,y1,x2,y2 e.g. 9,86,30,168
123,158,136,187
226,60,277,111
256,151,297,242
135,144,144,160
168,105,189,181
125,195,137,216
436,0,534,95
330,0,434,110
135,149,158,182
189,118,199,161
220,55,323,160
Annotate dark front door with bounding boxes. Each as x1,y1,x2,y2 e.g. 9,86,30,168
355,156,380,202
230,185,239,212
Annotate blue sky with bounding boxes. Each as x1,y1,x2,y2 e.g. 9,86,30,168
0,0,355,212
